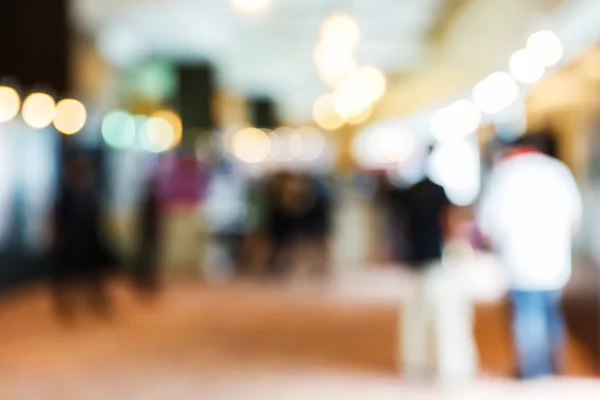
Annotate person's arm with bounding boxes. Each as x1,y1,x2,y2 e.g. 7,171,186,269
566,169,583,234
476,174,498,246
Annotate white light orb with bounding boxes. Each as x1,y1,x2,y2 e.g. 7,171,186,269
313,93,345,130
320,13,360,49
0,86,20,123
428,140,480,206
527,30,563,67
472,72,519,114
431,99,481,143
231,127,271,163
509,48,545,84
22,93,56,129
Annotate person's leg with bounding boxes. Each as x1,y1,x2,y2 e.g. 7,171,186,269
545,290,566,374
434,266,478,384
511,290,552,379
401,269,431,378
87,266,112,317
51,265,76,321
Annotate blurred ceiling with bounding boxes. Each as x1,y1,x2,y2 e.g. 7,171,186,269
72,0,568,123
72,0,446,119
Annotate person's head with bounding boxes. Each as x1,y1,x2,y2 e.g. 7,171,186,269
280,172,313,212
505,132,557,158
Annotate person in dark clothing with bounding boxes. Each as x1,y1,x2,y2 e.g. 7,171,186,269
265,172,331,277
393,164,478,383
133,175,162,296
393,177,449,266
51,155,112,321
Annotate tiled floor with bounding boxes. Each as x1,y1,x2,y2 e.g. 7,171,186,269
0,268,596,399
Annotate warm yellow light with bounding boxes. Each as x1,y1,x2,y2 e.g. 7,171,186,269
53,99,87,135
231,127,271,163
22,93,56,129
431,99,481,143
230,0,272,14
313,94,345,131
354,66,387,101
141,117,175,153
509,48,545,84
151,109,182,149
347,103,372,125
332,83,371,119
527,30,563,67
0,86,20,123
320,13,360,49
472,72,519,114
331,66,387,118
314,42,356,86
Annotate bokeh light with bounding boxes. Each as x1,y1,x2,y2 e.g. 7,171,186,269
230,0,272,14
21,93,56,129
353,66,387,102
347,103,373,125
320,13,360,49
101,110,136,149
472,72,519,114
140,117,175,153
314,43,356,87
428,140,480,206
0,86,20,123
313,94,345,131
509,48,545,84
295,127,326,161
331,86,370,119
53,99,87,135
270,127,297,162
151,109,183,149
527,30,563,67
372,127,416,164
354,126,416,167
231,127,271,163
431,99,481,143
332,66,386,118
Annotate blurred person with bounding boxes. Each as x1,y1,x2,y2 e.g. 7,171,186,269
394,149,478,383
478,140,582,379
202,159,247,281
51,154,113,321
265,172,331,278
133,173,162,297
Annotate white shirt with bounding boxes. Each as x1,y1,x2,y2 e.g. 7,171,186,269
478,153,582,291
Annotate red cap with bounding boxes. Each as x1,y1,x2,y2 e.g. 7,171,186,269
503,146,540,160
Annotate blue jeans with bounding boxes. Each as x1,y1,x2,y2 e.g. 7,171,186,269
511,290,565,379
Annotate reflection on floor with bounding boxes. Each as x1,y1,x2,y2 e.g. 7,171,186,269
0,268,597,399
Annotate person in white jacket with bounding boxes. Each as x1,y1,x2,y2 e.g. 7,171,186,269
478,144,582,379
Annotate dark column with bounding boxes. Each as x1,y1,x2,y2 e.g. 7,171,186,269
0,0,70,94
0,0,70,287
249,97,278,129
176,64,216,150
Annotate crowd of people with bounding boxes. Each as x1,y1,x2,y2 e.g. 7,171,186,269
47,132,582,383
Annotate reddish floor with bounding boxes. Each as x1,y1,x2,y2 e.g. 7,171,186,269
0,269,596,398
